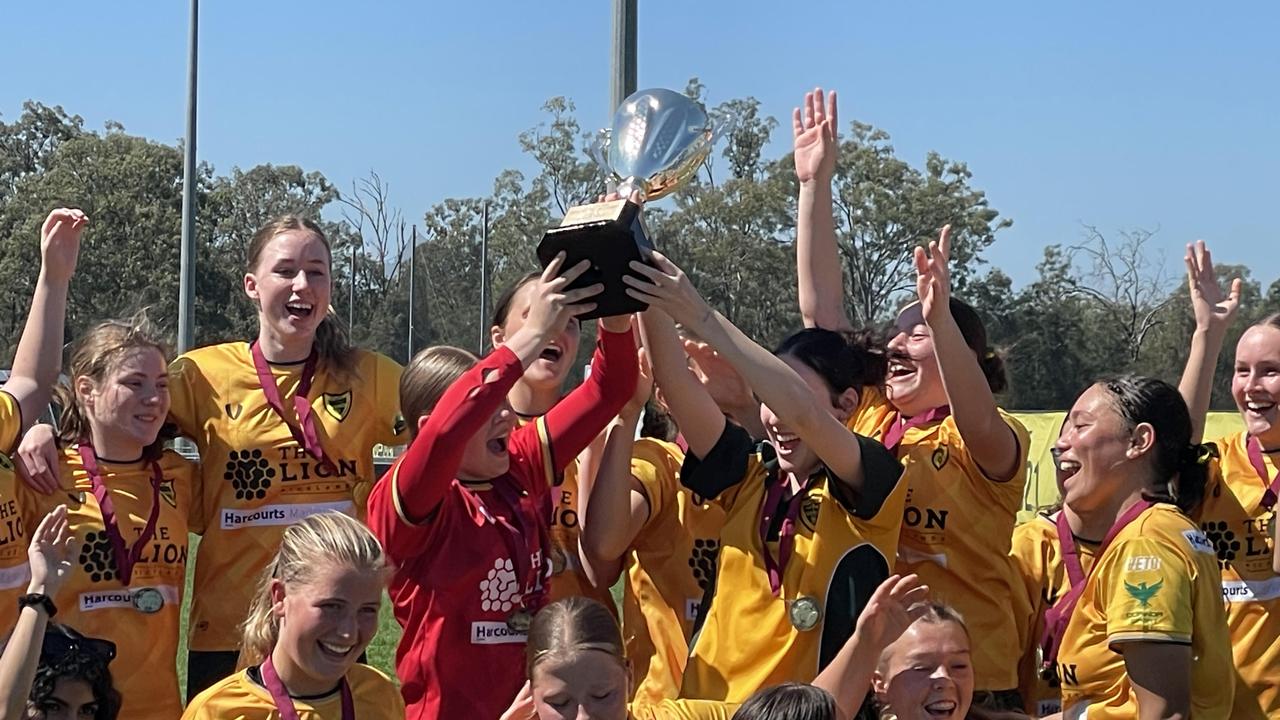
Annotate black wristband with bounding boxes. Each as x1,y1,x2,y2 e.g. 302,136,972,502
18,593,56,618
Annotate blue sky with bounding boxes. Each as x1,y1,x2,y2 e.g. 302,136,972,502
2,1,1277,291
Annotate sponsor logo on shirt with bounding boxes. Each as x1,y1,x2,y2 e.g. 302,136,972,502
1123,578,1165,625
78,585,179,612
219,501,354,529
1182,529,1216,556
689,538,719,592
471,621,528,645
1221,577,1280,602
684,598,702,622
1125,555,1162,572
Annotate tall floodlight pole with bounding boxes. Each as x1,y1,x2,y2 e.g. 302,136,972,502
177,0,199,352
610,0,638,114
479,202,489,355
407,225,417,358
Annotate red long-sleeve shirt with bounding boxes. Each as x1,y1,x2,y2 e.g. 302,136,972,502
366,328,637,720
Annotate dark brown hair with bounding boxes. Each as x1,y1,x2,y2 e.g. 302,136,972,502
399,346,479,440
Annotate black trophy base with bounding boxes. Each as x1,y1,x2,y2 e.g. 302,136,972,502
536,199,655,321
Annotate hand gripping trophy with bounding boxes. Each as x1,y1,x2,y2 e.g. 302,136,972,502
537,88,724,319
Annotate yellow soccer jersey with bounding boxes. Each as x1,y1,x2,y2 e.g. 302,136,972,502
168,343,404,652
17,447,197,720
548,458,620,615
624,438,726,705
1200,430,1280,718
0,390,29,631
1056,503,1234,720
849,391,1030,691
679,423,906,702
1009,512,1097,718
181,663,406,720
629,699,738,720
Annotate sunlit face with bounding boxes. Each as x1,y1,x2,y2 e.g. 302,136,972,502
491,280,581,392
452,400,518,481
885,323,948,417
245,230,332,350
1232,325,1280,448
759,356,855,477
874,620,974,720
78,346,169,455
1054,384,1145,516
29,677,99,720
531,652,629,720
272,562,382,695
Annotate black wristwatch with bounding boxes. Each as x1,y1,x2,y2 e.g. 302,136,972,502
18,593,56,618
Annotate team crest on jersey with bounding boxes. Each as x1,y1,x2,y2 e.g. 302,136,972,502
930,445,949,471
224,402,243,420
0,452,12,472
324,391,352,422
800,494,821,532
159,479,177,509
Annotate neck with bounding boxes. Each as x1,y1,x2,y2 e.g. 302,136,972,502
508,380,560,418
256,326,314,364
87,427,145,463
269,644,335,697
1072,489,1146,541
1059,504,1095,541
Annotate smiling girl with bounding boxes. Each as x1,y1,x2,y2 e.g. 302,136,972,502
182,511,402,719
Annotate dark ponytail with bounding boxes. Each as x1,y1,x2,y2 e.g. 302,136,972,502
773,327,887,398
949,298,1007,394
1096,375,1212,515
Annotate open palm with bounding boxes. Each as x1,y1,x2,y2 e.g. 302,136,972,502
792,88,838,184
1185,239,1240,334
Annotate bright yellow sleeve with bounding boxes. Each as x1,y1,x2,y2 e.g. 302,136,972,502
631,439,679,532
370,353,406,446
1100,537,1193,645
167,355,203,439
630,699,740,720
0,391,22,454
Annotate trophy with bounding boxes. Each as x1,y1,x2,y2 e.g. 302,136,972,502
537,88,717,320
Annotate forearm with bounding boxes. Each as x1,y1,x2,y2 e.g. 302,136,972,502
6,270,70,427
640,311,725,458
0,587,53,720
930,316,1017,478
579,415,642,579
1177,327,1227,443
811,626,882,720
543,327,638,470
797,182,851,331
398,349,524,519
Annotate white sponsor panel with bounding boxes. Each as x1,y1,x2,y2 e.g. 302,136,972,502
685,598,701,622
1182,529,1216,555
79,585,179,612
0,563,30,590
471,621,528,645
898,544,948,569
220,501,355,530
1222,577,1280,602
1125,555,1162,572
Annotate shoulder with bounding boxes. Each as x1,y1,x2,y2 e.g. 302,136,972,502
347,664,405,709
633,438,684,469
183,669,261,715
1113,504,1214,561
156,448,199,479
170,343,250,382
1012,512,1057,546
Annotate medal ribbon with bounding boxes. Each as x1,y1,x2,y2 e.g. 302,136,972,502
469,479,549,614
1040,499,1152,673
250,342,336,473
758,476,815,596
262,653,354,720
1245,436,1280,511
80,443,163,586
882,405,951,455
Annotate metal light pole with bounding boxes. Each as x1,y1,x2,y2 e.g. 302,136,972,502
479,201,489,356
407,225,417,358
177,0,199,352
610,0,637,114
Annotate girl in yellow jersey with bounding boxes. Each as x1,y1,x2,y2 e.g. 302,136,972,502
183,511,403,720
15,317,198,720
1046,376,1234,719
1172,240,1280,718
489,270,622,617
624,253,906,705
794,88,1029,708
0,208,84,630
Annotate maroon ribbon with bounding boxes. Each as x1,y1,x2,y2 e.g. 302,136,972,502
882,405,951,454
1039,499,1153,673
262,652,353,720
250,342,336,473
469,478,550,615
758,476,815,596
80,443,163,586
1245,436,1280,511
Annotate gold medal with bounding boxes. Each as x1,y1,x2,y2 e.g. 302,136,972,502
507,608,532,633
789,596,821,631
132,588,165,614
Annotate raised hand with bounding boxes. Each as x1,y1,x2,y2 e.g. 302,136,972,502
914,225,953,325
498,680,536,720
684,337,753,416
853,574,930,654
40,208,88,284
793,88,838,185
15,423,61,495
525,253,602,340
622,346,654,422
1185,239,1241,336
27,505,76,596
623,252,714,334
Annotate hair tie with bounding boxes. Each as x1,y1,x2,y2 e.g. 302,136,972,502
983,350,996,361
1180,442,1219,468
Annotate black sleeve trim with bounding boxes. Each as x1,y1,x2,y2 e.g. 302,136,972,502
681,421,753,500
827,434,903,520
